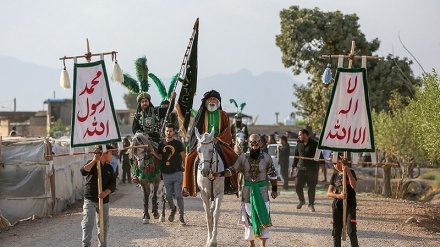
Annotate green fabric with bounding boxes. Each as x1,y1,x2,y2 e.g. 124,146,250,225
207,110,220,136
131,156,162,181
132,159,145,179
244,180,271,237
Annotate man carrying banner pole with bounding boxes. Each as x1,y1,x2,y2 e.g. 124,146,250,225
60,44,122,245
318,41,379,245
81,145,116,247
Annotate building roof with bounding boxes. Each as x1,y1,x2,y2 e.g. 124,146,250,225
43,98,71,104
226,112,252,119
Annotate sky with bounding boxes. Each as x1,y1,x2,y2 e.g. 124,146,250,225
1,0,439,125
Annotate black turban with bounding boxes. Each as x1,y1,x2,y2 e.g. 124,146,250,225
202,90,221,103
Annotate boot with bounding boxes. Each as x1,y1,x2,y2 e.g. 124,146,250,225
179,215,186,226
168,206,177,222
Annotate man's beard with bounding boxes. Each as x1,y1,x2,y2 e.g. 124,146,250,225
236,121,242,128
141,105,149,111
206,102,219,112
249,148,261,159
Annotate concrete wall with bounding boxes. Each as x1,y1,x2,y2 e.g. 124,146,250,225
248,125,305,137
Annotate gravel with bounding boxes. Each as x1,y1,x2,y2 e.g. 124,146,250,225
1,179,440,247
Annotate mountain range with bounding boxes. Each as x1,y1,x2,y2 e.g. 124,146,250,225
0,56,298,125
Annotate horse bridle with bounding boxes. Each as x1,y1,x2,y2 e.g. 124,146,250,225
133,136,150,168
198,140,217,181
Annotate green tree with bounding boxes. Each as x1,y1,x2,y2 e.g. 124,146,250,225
123,93,138,110
275,6,420,130
407,71,440,163
373,72,440,198
48,119,67,137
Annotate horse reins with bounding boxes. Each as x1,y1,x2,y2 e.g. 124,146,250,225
198,140,217,201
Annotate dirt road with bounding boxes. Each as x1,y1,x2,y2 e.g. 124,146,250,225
1,179,440,247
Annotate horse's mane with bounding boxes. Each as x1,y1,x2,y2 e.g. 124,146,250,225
127,132,151,159
198,133,213,145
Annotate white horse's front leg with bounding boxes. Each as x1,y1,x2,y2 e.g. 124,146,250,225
199,190,214,244
208,192,223,247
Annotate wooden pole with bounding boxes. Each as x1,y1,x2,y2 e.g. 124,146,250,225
85,38,92,62
321,54,383,60
341,41,356,241
321,40,384,242
59,38,117,62
46,144,150,158
96,160,105,242
342,151,348,242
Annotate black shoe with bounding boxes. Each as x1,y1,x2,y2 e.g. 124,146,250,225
179,216,186,226
168,206,177,222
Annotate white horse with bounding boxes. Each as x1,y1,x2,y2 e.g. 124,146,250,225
233,130,246,198
195,128,224,247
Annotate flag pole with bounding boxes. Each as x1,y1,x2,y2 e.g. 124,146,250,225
59,38,117,61
59,39,121,242
341,41,357,241
320,40,378,242
161,18,199,136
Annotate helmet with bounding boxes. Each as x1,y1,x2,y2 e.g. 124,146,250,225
234,113,242,119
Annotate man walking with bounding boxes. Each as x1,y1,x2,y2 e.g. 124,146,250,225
278,136,290,190
289,129,323,212
80,144,116,247
151,123,187,225
220,134,278,247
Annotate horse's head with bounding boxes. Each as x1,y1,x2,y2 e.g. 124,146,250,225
234,129,246,155
128,132,152,170
195,128,217,177
235,130,246,146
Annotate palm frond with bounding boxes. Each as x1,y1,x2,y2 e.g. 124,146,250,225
240,102,246,112
121,73,140,94
135,56,149,92
149,73,167,100
229,99,238,109
168,73,179,99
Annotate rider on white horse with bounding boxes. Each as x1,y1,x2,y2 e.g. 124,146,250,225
183,90,239,197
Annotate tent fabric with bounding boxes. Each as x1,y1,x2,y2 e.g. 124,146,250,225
0,137,91,225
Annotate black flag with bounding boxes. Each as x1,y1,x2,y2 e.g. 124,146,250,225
176,18,199,136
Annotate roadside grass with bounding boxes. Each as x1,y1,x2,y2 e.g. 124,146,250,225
420,170,440,189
